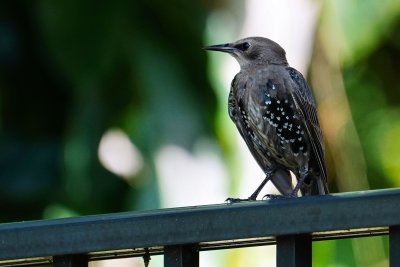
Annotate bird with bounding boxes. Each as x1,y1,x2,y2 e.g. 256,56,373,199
205,37,328,199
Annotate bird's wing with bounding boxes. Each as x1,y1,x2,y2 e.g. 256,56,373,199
286,67,328,189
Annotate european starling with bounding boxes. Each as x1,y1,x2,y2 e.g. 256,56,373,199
205,37,328,199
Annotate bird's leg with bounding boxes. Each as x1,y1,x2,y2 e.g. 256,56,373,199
226,169,274,203
248,169,275,200
290,167,308,197
263,168,309,199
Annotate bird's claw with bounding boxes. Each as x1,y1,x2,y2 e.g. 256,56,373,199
225,198,246,204
262,194,282,200
262,194,297,200
225,197,256,204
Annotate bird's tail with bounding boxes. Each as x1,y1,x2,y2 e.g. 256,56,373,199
301,175,329,196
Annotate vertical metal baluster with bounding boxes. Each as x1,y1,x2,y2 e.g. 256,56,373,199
164,245,199,267
53,254,88,267
276,234,312,267
390,226,400,267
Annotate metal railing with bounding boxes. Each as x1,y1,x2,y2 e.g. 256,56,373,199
1,188,400,267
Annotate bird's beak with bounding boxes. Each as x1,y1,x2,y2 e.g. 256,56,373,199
204,43,235,53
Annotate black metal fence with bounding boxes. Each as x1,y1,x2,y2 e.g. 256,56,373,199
1,188,400,267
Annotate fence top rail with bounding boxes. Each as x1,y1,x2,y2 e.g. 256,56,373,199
1,188,400,262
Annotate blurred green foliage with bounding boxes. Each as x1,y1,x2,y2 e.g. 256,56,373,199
344,19,400,189
0,1,216,221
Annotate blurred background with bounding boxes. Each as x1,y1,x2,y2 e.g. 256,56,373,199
1,0,400,266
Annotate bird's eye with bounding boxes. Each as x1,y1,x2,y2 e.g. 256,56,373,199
235,42,251,51
242,42,250,50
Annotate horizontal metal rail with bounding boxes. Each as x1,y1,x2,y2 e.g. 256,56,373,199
1,188,400,266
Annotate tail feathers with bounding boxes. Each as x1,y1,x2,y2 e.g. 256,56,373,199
301,175,329,196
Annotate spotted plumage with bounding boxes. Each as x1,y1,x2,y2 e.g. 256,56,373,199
206,36,328,198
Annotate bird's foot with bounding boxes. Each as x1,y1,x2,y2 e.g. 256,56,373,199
262,194,297,200
225,197,257,204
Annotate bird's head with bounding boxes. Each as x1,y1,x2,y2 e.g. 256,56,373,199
205,37,288,70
